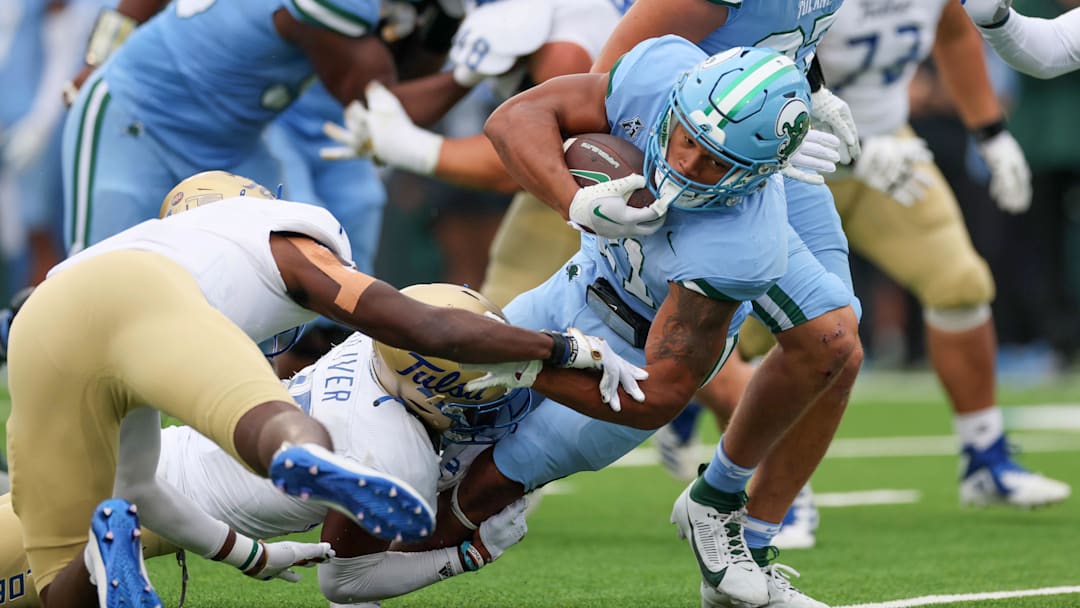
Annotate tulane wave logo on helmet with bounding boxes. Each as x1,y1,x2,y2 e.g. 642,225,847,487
775,98,811,161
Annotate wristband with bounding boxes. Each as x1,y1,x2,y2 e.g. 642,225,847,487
541,331,570,366
971,119,1007,143
459,540,486,572
806,57,826,93
85,9,138,67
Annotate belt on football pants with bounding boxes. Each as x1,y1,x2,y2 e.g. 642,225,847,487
585,278,651,349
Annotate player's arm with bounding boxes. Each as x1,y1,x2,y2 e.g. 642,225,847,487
932,0,1007,131
317,499,525,603
113,410,332,581
591,0,729,73
65,0,169,96
272,234,554,362
532,282,740,430
974,6,1080,79
483,73,610,218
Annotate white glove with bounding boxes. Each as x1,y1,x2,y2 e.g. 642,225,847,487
782,128,841,185
810,88,861,164
568,174,668,238
854,134,935,206
962,0,1013,26
2,117,54,173
466,328,648,411
977,130,1032,214
247,540,335,582
379,0,419,42
322,82,444,176
475,498,528,562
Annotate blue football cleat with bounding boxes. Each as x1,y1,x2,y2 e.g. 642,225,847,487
86,499,162,608
270,444,435,542
960,435,1071,508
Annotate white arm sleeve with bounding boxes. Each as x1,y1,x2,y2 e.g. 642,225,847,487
318,549,464,604
112,408,230,558
981,7,1080,79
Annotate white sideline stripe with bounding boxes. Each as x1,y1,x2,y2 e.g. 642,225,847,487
1006,404,1080,430
835,585,1080,608
814,489,920,507
614,432,1080,468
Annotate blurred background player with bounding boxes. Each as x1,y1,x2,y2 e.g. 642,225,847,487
760,0,1070,550
0,285,535,608
0,0,97,291
964,0,1080,78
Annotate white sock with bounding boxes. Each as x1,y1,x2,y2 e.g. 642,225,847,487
954,406,1004,451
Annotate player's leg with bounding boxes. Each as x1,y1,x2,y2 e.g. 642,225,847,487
836,135,1070,507
61,72,176,254
480,191,581,308
6,254,159,608
96,251,435,541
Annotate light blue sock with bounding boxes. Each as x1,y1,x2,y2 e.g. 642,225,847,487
702,436,755,494
743,515,782,550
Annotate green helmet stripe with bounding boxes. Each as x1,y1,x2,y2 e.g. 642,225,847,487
700,54,799,128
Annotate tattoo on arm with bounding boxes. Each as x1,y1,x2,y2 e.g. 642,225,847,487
649,285,735,377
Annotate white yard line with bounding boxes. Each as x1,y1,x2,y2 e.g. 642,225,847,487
813,489,920,507
835,585,1080,608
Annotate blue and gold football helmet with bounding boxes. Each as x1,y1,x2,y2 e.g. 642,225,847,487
371,283,532,445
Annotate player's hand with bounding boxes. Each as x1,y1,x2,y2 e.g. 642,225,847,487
321,100,374,161
557,328,648,412
568,174,667,238
474,498,528,563
810,87,861,164
977,130,1031,214
854,134,935,207
782,128,842,185
463,359,544,390
246,540,335,582
962,0,1013,27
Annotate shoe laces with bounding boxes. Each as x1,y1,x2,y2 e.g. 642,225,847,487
765,562,803,596
697,506,755,566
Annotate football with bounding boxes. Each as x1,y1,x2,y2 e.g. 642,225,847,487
563,133,655,208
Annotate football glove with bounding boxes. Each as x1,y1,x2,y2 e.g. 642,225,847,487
810,87,861,164
245,539,335,582
962,0,1013,27
782,128,842,185
465,328,648,412
468,498,529,567
977,130,1032,214
321,82,444,176
854,134,935,207
568,174,668,238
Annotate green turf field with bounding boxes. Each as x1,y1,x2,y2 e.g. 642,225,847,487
1,371,1078,607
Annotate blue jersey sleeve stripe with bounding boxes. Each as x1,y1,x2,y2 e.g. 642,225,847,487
290,0,372,38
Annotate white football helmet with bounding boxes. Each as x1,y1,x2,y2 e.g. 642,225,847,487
371,283,532,444
159,170,276,218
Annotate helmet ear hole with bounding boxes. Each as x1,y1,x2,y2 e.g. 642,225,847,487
370,283,530,444
160,170,276,218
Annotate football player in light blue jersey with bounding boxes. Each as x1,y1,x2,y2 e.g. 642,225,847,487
0,0,97,288
593,6,866,606
405,41,838,608
61,0,408,253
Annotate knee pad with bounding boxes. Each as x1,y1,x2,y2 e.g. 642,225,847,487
924,304,992,333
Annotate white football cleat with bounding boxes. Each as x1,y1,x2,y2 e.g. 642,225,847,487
672,480,768,608
654,423,702,482
762,563,828,608
959,436,1071,508
772,484,818,550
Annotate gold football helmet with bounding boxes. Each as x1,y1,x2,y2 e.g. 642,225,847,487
159,170,276,218
371,283,532,444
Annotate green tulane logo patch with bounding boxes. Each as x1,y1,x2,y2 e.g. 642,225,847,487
775,98,810,161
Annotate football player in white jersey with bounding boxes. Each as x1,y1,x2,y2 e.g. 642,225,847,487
963,0,1080,78
0,284,535,608
3,171,645,608
769,0,1070,548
